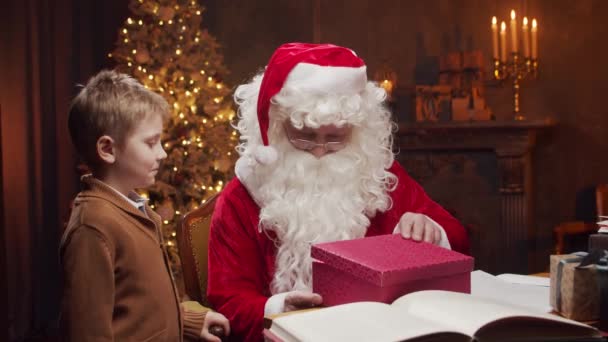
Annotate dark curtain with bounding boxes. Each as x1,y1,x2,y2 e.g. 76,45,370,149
1,104,6,341
0,0,127,339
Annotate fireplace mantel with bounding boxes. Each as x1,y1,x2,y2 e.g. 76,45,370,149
396,119,555,273
398,119,554,151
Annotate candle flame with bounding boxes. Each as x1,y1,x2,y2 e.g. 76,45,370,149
510,10,516,20
523,17,528,26
380,80,394,94
532,18,538,28
500,21,506,32
492,16,497,25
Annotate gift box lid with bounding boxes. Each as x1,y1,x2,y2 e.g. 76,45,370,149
311,234,474,287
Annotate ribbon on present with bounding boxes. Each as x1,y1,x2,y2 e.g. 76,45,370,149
556,250,608,327
579,249,608,329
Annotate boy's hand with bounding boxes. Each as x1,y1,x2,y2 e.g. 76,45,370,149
396,212,441,245
200,311,230,342
284,291,323,312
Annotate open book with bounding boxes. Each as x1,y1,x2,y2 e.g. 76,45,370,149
265,290,602,342
470,270,551,313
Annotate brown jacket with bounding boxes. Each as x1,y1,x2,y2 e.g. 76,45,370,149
60,175,207,341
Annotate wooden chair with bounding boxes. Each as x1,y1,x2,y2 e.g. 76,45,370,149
176,193,219,306
553,185,608,254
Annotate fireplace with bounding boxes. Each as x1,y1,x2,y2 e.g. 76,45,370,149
395,119,554,274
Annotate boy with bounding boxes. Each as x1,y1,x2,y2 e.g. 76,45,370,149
60,70,229,341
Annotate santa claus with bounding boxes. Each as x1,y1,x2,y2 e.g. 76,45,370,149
207,43,469,341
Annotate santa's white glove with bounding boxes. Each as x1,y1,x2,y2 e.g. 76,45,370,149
264,291,323,316
393,212,451,249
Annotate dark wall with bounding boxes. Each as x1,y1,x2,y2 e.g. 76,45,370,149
204,0,314,84
528,0,608,268
204,0,608,271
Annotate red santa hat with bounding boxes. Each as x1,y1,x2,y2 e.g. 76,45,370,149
252,42,367,165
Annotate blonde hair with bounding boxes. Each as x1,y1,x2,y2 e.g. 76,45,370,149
68,69,169,169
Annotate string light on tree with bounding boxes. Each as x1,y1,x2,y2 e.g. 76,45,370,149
111,0,237,280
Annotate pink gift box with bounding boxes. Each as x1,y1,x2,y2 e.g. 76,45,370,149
311,234,474,306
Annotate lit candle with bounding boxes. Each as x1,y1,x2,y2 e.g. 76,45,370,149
491,16,499,60
531,19,538,59
500,21,507,62
380,79,394,95
510,10,518,53
522,17,530,58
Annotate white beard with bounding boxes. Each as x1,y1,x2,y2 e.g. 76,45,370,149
243,139,390,294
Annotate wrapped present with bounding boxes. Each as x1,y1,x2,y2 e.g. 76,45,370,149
589,233,608,251
439,51,484,71
471,87,491,120
439,72,462,91
451,96,471,121
439,51,463,72
311,234,474,306
550,251,608,323
438,52,463,93
451,88,490,121
415,85,452,122
439,50,485,96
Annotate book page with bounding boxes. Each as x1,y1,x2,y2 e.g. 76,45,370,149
391,290,596,338
495,272,550,287
471,270,552,313
271,301,470,342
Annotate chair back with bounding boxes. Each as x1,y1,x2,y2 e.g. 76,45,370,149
553,221,595,255
596,184,608,218
176,194,219,305
553,184,608,254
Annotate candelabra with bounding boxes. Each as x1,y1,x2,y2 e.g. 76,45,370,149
493,53,539,121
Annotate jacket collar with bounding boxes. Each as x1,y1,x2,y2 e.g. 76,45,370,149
77,175,162,228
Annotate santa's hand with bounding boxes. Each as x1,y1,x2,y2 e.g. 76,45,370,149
395,212,441,245
284,291,323,312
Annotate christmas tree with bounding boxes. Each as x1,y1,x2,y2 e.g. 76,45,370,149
109,0,237,279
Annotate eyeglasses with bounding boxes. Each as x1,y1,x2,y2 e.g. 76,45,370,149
284,125,349,152
288,139,347,152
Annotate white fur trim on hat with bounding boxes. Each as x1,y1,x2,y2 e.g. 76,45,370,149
284,63,367,94
253,145,278,165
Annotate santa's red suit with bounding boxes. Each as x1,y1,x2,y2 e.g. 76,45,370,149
207,161,469,341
